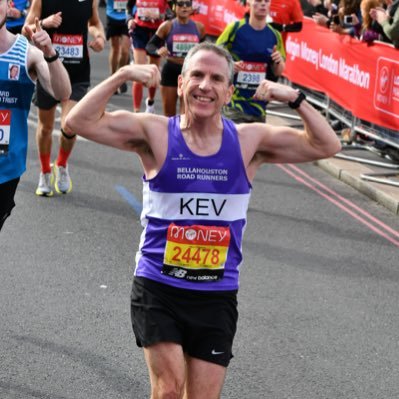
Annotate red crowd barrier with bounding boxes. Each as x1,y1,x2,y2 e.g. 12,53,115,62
284,18,399,132
193,4,398,132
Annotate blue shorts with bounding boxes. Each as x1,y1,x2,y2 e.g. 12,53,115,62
130,25,157,50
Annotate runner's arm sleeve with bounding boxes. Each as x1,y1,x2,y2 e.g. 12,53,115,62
270,22,302,32
284,21,303,32
126,0,136,21
145,34,164,56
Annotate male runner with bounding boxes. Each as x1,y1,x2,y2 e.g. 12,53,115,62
105,0,130,94
23,0,105,196
216,0,286,123
0,1,70,230
66,42,341,398
269,0,303,41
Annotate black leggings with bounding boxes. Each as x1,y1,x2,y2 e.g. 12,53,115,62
0,177,20,231
161,60,183,87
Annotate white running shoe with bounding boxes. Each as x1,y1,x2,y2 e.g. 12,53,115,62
54,163,72,194
35,172,54,197
145,98,155,114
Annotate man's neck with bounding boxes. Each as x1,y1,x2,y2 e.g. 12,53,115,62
249,15,267,30
0,29,15,53
180,114,223,135
180,116,224,156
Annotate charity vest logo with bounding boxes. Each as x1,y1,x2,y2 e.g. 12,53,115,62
373,57,399,119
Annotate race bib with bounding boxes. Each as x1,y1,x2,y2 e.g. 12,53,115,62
52,34,84,59
0,110,11,156
136,1,160,21
163,223,231,282
172,34,199,57
236,62,266,90
114,0,127,11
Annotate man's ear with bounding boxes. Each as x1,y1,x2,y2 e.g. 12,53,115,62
225,84,234,105
177,75,183,97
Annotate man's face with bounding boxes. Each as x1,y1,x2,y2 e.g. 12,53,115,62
178,50,234,120
249,0,270,18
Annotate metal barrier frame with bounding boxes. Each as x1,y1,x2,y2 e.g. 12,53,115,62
268,80,399,186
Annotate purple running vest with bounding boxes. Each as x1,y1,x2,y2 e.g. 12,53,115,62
134,116,252,291
166,19,200,58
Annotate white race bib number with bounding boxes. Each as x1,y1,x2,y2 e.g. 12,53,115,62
236,62,266,90
53,34,84,59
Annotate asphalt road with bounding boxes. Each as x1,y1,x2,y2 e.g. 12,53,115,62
2,11,399,399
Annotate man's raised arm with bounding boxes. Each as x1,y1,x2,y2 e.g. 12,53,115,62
251,80,341,164
65,64,161,151
25,18,71,101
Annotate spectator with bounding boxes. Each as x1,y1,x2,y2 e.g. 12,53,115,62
312,0,340,27
370,0,399,47
330,0,362,37
305,0,330,16
360,0,384,42
216,0,285,123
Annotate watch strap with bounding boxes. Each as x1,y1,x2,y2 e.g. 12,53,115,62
288,91,306,109
44,50,59,63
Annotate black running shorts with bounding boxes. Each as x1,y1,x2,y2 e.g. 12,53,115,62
130,276,238,367
161,60,182,87
32,81,89,110
106,16,129,40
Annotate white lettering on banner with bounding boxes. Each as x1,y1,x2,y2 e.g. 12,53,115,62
301,42,318,69
376,93,388,104
193,1,208,15
286,38,300,61
285,37,370,89
319,52,338,74
339,59,370,89
373,57,399,119
392,74,399,101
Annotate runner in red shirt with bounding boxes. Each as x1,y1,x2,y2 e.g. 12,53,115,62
126,0,173,113
269,0,304,41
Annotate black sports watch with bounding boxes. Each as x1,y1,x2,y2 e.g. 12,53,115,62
44,50,59,63
288,91,306,109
